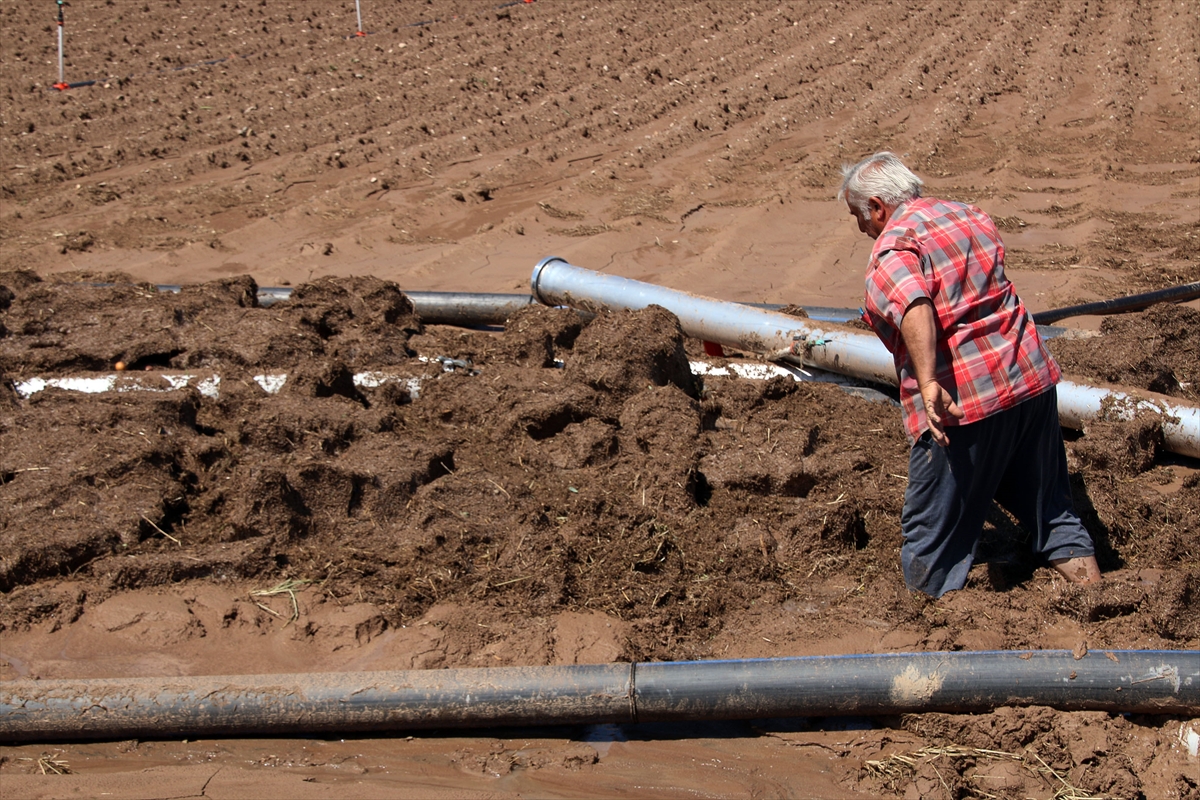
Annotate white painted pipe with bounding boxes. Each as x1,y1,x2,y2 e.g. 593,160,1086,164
57,24,65,86
530,258,1200,459
1056,381,1200,459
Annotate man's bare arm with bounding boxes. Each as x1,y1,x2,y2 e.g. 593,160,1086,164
900,298,964,446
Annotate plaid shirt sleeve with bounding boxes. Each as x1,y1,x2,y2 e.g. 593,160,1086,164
864,239,928,342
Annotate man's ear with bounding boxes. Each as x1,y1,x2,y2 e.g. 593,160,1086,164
866,197,883,222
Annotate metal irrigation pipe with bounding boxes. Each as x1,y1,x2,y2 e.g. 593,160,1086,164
154,284,867,326
148,284,535,323
129,283,1058,332
1,651,1195,742
530,257,1200,459
531,257,915,387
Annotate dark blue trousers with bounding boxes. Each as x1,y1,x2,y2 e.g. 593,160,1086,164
901,386,1095,597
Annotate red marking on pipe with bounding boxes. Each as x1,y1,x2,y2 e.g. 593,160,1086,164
52,83,70,91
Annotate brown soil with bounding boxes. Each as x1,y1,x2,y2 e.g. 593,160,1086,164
1049,303,1200,404
1,1,1198,798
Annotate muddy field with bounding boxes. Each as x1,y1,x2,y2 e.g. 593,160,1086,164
1,0,1198,798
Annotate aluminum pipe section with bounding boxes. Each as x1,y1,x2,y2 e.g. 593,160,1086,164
2,651,1196,742
263,287,538,324
531,257,897,386
744,301,1071,340
154,284,537,323
530,258,1200,459
403,292,537,326
159,282,1061,333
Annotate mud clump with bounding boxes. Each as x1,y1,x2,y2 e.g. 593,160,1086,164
280,276,421,366
1071,416,1165,477
565,304,699,410
4,278,824,648
885,707,1176,800
1049,303,1200,402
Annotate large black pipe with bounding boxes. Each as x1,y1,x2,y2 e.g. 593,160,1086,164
2,651,1195,743
1032,281,1200,324
634,651,1198,721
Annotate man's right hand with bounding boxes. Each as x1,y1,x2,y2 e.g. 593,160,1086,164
919,379,964,447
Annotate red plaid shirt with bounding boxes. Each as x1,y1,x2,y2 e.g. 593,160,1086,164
861,197,1060,443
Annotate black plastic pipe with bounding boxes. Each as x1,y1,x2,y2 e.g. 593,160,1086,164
2,651,1195,742
1032,281,1200,325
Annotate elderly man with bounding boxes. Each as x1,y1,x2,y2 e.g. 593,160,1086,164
840,151,1101,597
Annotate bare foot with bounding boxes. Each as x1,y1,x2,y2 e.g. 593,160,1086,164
1051,555,1101,584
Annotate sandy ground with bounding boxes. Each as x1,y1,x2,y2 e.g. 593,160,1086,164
2,0,1199,798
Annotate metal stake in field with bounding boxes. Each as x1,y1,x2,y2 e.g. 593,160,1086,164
354,0,366,36
53,0,69,90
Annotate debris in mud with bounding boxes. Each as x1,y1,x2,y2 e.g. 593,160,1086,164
872,707,1186,800
1048,303,1200,403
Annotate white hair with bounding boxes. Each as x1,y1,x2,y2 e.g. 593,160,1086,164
838,152,923,216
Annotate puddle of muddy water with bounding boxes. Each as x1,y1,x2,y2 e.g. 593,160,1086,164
0,721,872,799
